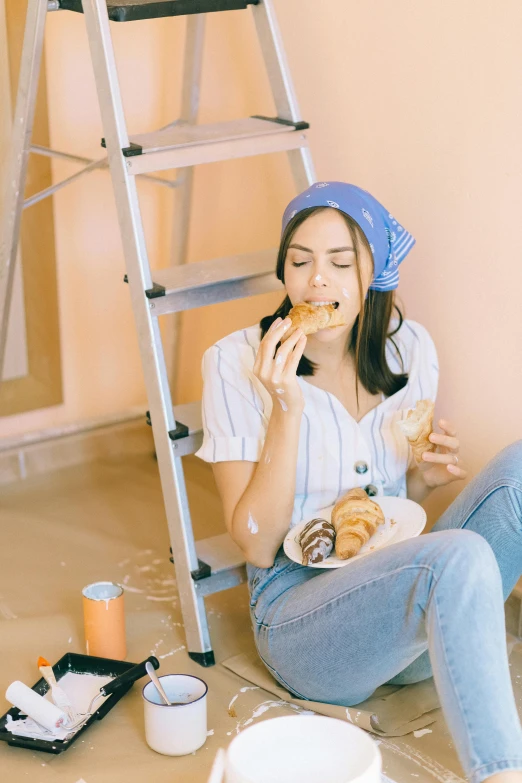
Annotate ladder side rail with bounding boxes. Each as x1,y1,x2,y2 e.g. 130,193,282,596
168,13,206,391
251,0,315,189
0,0,48,377
179,14,206,126
81,0,212,658
250,0,301,123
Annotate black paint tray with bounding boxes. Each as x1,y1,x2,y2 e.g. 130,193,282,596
0,652,157,754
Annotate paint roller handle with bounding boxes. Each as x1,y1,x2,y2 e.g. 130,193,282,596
100,656,160,697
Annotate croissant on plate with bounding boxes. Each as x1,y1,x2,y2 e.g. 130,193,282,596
397,399,435,464
287,301,346,336
331,488,385,560
298,518,335,565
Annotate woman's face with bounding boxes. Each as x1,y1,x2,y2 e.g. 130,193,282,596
283,209,374,343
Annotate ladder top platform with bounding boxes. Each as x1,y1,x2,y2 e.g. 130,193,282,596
129,117,297,156
59,0,259,23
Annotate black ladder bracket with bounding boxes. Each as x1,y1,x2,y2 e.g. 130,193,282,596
251,115,310,131
123,275,166,299
168,421,189,441
101,138,143,157
145,411,189,440
169,548,212,581
145,282,166,298
190,559,212,581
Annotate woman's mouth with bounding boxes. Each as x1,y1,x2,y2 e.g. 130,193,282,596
305,300,340,309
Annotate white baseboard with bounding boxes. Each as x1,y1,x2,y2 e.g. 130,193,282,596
0,408,154,485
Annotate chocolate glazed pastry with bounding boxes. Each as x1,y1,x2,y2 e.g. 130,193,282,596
298,518,336,565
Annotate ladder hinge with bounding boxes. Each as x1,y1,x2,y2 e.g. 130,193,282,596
145,411,190,441
145,282,166,298
251,115,310,131
101,139,143,157
169,548,211,581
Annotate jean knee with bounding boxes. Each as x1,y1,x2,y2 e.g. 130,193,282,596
487,439,522,483
431,529,502,588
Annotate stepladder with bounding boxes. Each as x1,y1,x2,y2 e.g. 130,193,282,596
1,0,316,666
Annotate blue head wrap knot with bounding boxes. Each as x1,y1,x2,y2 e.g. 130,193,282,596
281,182,415,292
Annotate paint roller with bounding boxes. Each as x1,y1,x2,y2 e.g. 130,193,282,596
6,682,67,732
6,656,160,736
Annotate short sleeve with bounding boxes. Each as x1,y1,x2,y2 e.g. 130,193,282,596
194,343,266,463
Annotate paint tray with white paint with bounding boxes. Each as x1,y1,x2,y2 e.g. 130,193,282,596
0,652,156,754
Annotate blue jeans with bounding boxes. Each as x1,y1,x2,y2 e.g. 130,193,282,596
247,440,522,783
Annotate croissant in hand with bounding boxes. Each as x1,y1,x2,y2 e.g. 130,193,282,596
397,399,435,464
331,488,385,560
287,301,346,336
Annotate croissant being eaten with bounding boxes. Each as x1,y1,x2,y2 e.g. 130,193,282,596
397,399,435,464
331,488,385,560
287,302,346,336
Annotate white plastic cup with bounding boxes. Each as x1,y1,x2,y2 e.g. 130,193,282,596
142,674,207,756
225,715,382,783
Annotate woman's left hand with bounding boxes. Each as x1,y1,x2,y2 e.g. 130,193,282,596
418,419,468,488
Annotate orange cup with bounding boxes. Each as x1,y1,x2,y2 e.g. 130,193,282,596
82,581,126,660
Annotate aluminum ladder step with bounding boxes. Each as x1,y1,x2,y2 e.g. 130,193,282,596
145,247,283,315
60,0,259,23
120,117,309,176
193,533,247,597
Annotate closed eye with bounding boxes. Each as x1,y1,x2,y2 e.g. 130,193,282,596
291,261,352,269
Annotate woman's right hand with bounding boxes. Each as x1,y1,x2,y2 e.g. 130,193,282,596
253,317,307,414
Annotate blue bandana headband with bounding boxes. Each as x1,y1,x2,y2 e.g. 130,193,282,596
281,182,415,292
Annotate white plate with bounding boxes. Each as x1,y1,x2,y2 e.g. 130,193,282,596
284,496,427,568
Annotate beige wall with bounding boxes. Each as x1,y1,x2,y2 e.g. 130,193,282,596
0,0,28,383
3,1,522,525
1,0,63,415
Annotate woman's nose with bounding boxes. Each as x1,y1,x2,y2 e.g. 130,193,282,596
309,270,329,285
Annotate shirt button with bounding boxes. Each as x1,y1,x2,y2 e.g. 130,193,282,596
365,484,378,497
354,461,369,474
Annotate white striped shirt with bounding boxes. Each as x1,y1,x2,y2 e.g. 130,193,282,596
195,318,439,529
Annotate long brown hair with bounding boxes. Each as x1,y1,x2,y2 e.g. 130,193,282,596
259,207,408,408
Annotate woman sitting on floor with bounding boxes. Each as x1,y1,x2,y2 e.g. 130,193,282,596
196,182,522,783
